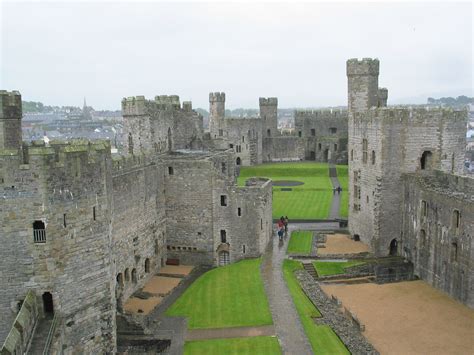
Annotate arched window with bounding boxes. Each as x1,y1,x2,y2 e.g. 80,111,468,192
145,258,150,273
220,230,227,243
128,133,133,154
389,239,398,256
116,273,124,287
33,220,46,243
371,150,376,165
452,210,460,229
451,242,458,262
124,268,130,282
131,268,138,284
236,157,241,165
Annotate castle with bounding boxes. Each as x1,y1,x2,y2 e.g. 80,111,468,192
347,58,473,307
0,57,472,354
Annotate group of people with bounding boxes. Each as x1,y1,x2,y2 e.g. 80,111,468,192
277,216,289,241
333,186,343,195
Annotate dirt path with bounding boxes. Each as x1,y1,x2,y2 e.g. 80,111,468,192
322,280,474,355
185,325,275,340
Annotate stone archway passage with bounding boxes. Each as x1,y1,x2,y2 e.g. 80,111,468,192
42,292,54,315
389,239,398,256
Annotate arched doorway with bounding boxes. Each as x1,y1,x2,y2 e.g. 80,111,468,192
389,239,398,256
323,149,329,162
420,151,432,170
219,251,230,266
310,151,316,160
42,292,54,315
236,157,241,166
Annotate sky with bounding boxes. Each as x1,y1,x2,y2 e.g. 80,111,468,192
1,1,472,110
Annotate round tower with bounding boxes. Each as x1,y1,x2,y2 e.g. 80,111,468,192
346,58,379,113
209,92,225,138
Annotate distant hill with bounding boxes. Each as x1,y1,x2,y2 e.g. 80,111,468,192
427,96,473,107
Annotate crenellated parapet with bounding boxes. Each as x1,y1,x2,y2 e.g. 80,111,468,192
154,95,181,110
121,96,147,116
259,97,278,106
346,58,380,76
209,92,225,103
295,108,348,119
0,90,22,119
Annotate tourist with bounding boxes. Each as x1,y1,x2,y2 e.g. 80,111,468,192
284,216,289,235
277,227,284,241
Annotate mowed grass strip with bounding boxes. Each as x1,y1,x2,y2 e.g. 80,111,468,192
184,336,281,355
313,261,367,277
166,259,272,329
336,165,349,218
283,260,349,354
287,231,313,254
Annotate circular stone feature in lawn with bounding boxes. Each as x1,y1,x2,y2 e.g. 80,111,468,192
273,180,304,187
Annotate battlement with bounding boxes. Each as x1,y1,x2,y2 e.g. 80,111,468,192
183,101,192,111
121,96,147,116
353,106,468,124
209,92,225,102
112,152,152,174
0,90,22,119
154,95,181,109
259,97,278,106
346,58,379,76
295,108,348,119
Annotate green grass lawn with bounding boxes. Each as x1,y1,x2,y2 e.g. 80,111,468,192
238,162,335,219
287,231,313,254
336,165,349,218
313,261,366,277
184,336,281,355
166,259,273,329
283,260,349,354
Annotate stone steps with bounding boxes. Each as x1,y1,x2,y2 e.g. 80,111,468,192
27,315,54,355
303,263,318,279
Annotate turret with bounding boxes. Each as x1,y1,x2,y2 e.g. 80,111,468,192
259,97,278,137
209,92,225,138
0,90,22,150
346,58,380,113
377,88,388,107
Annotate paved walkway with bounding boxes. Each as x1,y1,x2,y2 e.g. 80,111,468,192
186,325,275,340
329,164,341,219
261,224,313,354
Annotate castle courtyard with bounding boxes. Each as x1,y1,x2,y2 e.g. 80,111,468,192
321,281,474,355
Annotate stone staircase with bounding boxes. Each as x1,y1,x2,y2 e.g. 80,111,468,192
27,315,54,355
303,263,318,279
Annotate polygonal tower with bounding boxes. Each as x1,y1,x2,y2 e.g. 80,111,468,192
346,58,380,113
259,97,278,138
209,92,225,139
0,90,22,150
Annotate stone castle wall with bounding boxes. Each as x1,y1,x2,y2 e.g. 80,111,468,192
0,140,116,353
401,171,473,307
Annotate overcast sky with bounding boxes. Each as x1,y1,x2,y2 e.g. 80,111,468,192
1,1,472,110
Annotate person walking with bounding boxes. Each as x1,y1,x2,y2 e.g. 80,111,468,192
284,216,289,235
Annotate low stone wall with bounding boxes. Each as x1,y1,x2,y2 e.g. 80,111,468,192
295,270,378,354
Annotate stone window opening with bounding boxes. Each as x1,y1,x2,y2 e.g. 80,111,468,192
350,149,353,161
242,244,246,254
298,131,302,138
451,153,455,173
452,210,460,229
42,292,54,315
371,150,376,165
260,218,263,230
318,143,322,151
33,220,46,243
420,151,433,170
220,230,227,243
116,273,124,288
242,136,245,143
237,207,241,216
168,166,174,175
220,195,227,206
420,229,427,247
389,239,398,256
311,128,316,136
145,258,150,273
236,157,241,166
155,240,159,254
229,144,234,149
124,268,130,282
421,200,427,219
354,234,360,241
131,269,137,284
451,242,458,262
362,139,368,164
267,129,271,137
334,143,338,152
329,127,337,134
128,133,133,155
221,162,226,174
93,206,96,221
63,214,67,228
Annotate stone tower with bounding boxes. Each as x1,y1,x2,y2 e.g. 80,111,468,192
0,90,22,150
209,92,225,138
259,97,278,137
346,58,380,113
